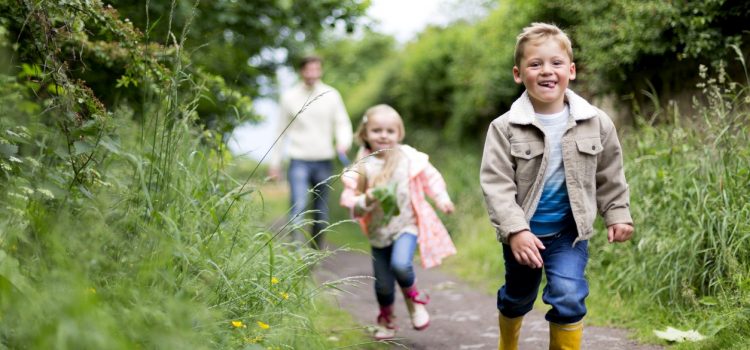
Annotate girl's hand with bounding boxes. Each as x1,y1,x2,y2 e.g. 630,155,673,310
437,200,455,214
508,230,545,269
607,223,634,243
364,188,377,206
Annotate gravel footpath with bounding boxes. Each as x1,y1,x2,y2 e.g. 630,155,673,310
315,248,664,350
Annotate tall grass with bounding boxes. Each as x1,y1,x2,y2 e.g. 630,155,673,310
0,27,371,350
0,104,351,349
585,60,750,347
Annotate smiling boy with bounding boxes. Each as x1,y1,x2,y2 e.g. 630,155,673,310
480,23,634,350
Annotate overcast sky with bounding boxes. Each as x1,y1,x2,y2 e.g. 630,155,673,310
367,0,447,42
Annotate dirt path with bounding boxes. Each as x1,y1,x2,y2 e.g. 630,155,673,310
315,248,664,350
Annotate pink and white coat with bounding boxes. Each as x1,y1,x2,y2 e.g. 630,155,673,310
340,145,457,268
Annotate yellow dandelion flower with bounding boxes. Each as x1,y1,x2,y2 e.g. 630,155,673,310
257,321,270,330
231,320,246,328
279,292,289,300
271,277,279,285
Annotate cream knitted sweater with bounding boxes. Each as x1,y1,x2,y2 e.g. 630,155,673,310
270,81,352,167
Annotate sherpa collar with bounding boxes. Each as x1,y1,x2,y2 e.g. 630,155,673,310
508,89,598,125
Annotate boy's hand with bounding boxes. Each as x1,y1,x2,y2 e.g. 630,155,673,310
607,223,634,243
437,200,455,214
509,230,545,269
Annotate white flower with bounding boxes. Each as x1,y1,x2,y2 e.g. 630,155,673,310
38,189,55,199
19,186,34,195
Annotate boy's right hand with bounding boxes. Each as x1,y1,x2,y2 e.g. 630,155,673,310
509,230,545,269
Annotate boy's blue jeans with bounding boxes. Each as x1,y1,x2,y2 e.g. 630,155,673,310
288,159,332,248
497,225,589,324
371,233,418,306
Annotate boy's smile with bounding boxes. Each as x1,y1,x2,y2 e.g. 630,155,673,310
513,38,576,114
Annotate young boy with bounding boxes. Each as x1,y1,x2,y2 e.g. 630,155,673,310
479,23,634,350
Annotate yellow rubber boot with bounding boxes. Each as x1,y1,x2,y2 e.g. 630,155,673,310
549,321,583,350
498,314,523,350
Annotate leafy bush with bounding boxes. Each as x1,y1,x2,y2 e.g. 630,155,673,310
0,1,371,348
585,61,750,343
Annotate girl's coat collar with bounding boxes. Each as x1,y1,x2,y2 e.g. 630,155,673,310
399,144,429,177
360,144,429,178
508,89,598,125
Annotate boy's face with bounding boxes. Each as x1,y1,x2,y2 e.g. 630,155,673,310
513,38,576,114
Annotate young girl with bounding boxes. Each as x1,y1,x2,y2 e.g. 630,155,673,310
339,104,457,340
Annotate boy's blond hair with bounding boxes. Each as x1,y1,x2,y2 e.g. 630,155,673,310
514,22,573,67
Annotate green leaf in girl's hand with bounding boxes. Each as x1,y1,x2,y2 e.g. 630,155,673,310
371,183,400,222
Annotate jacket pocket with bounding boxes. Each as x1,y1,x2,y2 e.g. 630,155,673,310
511,141,544,181
575,137,603,182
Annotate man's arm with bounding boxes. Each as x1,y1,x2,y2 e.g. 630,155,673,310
332,90,352,154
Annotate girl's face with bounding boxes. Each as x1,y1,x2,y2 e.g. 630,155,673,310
363,112,402,156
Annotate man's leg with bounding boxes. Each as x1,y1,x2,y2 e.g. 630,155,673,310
309,160,332,249
287,159,311,243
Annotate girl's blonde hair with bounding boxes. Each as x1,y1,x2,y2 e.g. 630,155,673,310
514,22,573,68
353,104,406,190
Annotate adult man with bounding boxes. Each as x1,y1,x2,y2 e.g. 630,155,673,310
269,56,352,249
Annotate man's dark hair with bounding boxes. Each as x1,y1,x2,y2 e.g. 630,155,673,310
298,55,322,70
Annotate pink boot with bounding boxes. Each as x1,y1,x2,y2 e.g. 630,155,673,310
402,285,430,330
374,305,397,340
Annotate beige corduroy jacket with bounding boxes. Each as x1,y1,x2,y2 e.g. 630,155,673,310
480,89,633,245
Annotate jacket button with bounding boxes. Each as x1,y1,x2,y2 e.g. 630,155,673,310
592,145,596,150
526,150,531,155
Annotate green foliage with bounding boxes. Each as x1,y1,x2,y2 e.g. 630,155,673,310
321,0,546,141
443,0,545,140
0,1,376,348
545,0,750,97
109,0,370,103
0,111,340,348
371,182,399,222
386,25,465,130
324,0,750,140
586,62,750,342
554,0,749,66
0,0,370,135
318,29,396,118
317,29,396,90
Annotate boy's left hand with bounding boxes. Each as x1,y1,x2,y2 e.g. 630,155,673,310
607,223,634,243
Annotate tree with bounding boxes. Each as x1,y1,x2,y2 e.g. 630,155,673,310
110,0,370,97
545,0,750,103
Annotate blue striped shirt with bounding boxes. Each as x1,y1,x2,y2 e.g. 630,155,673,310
530,106,574,236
